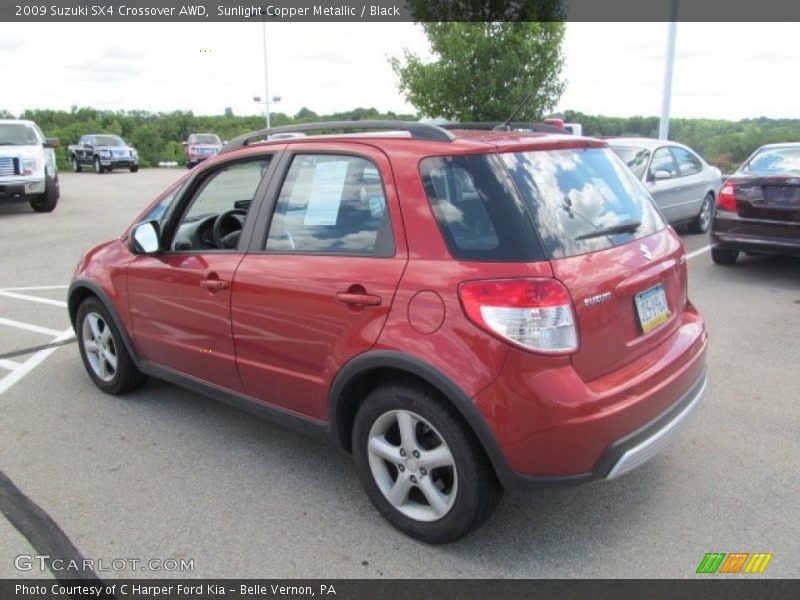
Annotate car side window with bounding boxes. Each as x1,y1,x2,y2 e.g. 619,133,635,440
265,154,394,257
169,158,270,252
649,147,678,179
671,147,703,176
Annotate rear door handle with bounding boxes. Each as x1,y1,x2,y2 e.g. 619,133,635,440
336,292,382,307
200,278,229,291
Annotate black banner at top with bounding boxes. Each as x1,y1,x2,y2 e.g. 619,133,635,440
4,0,800,22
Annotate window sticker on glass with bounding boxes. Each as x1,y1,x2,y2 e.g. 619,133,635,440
304,160,349,226
369,195,386,218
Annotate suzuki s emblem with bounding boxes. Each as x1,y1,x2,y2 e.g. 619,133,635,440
640,243,653,260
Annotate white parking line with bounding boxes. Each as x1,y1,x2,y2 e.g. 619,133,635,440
0,285,70,291
0,328,74,396
686,244,711,260
0,359,23,371
0,317,64,337
0,291,68,308
0,284,73,397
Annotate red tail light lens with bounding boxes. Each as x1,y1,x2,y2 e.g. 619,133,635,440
717,182,737,211
458,278,578,354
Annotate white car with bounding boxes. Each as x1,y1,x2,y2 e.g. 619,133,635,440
609,138,722,233
0,119,60,212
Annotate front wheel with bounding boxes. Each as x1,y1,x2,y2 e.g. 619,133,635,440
94,156,103,174
70,155,81,173
30,175,59,212
352,382,501,544
689,193,715,234
76,298,147,394
129,164,139,173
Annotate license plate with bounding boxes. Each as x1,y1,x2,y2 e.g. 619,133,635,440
635,284,670,334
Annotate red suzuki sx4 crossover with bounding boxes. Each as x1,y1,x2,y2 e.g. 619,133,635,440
69,121,708,543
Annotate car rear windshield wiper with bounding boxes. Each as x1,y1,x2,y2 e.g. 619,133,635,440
574,219,641,241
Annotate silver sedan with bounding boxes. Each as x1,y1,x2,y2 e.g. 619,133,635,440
609,138,722,233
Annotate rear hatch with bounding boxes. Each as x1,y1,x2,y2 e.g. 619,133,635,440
501,145,687,381
733,174,800,222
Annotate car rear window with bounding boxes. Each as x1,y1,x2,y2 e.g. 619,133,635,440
419,155,546,262
502,147,665,259
609,145,650,180
744,147,800,172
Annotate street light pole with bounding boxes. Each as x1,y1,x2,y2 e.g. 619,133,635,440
262,19,270,129
659,0,679,140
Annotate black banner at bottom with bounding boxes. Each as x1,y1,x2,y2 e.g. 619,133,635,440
2,579,798,600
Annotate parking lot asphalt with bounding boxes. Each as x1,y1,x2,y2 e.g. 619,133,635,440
0,170,798,578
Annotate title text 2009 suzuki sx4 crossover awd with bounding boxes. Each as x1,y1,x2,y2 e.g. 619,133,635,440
69,121,707,543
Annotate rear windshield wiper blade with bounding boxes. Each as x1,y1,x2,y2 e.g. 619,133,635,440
574,219,641,241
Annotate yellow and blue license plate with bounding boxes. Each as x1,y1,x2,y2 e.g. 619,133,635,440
635,283,670,334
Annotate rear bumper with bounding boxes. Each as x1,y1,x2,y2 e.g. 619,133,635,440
598,368,706,479
473,306,708,486
711,211,800,254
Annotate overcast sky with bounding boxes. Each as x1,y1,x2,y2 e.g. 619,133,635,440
2,22,798,121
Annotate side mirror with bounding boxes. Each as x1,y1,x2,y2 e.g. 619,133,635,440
652,170,672,181
44,138,60,149
131,221,161,255
84,144,93,150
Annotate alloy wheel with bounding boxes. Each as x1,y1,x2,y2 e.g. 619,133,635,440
367,409,458,522
81,312,117,382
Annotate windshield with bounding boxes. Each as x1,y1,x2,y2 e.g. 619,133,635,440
743,147,800,173
0,123,39,146
93,135,126,146
190,134,220,144
609,145,650,180
502,147,665,259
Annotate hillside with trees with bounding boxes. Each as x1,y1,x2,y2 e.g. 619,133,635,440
10,106,800,173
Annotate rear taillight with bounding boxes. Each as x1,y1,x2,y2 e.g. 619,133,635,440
458,278,578,354
717,182,737,211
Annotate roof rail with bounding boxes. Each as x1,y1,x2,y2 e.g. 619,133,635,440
220,120,455,154
439,122,567,134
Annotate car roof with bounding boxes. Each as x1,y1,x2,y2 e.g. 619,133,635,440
239,130,607,156
607,137,682,150
758,142,800,149
0,119,35,126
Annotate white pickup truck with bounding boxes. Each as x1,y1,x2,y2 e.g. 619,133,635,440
0,119,60,212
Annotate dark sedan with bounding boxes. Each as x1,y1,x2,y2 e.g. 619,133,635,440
711,143,800,265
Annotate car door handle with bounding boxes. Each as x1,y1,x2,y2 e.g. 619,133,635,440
336,292,382,307
200,278,229,291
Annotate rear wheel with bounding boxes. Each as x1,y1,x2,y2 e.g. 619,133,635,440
30,175,59,212
352,381,501,544
76,298,147,394
711,247,739,265
689,193,714,234
94,156,103,174
129,164,139,173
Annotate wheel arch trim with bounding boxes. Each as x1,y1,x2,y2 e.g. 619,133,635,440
68,279,142,366
328,350,517,486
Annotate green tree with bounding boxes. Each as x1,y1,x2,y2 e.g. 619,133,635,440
390,22,566,121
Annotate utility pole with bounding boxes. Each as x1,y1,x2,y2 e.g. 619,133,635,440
262,19,270,129
659,0,679,140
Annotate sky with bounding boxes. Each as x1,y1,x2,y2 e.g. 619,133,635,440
1,22,798,121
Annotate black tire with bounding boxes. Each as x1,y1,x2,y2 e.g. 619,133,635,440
129,164,139,173
30,175,59,213
70,155,81,173
689,193,714,234
76,297,147,395
94,156,103,174
186,161,194,169
352,381,501,544
711,247,739,265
